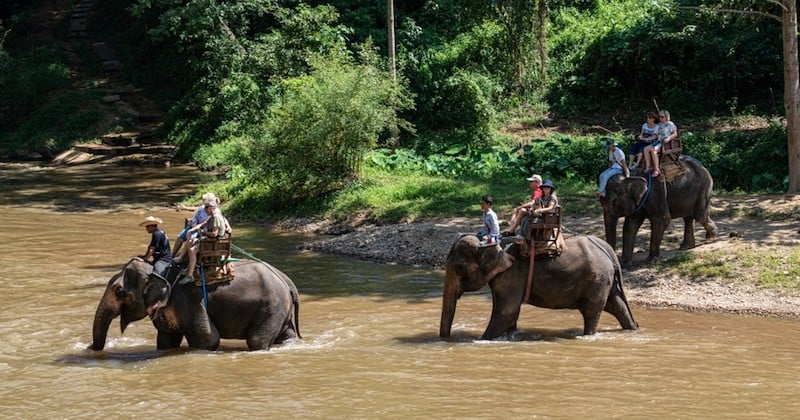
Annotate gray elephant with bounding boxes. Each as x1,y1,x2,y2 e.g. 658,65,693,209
440,234,638,340
600,155,718,266
90,258,300,351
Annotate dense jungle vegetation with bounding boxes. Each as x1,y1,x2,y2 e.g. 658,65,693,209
0,0,792,222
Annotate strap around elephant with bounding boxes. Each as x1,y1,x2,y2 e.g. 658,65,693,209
524,238,535,304
633,173,652,214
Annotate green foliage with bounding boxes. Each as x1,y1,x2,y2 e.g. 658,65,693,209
685,122,787,192
246,50,410,208
1,90,104,157
548,0,782,117
367,132,615,183
0,45,71,128
0,39,105,158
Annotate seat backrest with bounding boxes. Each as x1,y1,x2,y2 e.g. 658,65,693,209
198,235,232,266
662,137,682,156
541,206,562,229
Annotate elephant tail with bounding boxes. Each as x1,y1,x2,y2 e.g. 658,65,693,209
291,288,302,339
612,259,638,329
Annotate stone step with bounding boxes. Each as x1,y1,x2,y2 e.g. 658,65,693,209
74,143,175,156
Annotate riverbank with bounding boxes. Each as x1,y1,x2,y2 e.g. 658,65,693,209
293,194,800,319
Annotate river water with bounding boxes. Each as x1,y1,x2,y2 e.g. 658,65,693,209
0,163,798,418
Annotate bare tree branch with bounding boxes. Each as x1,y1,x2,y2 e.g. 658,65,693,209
766,0,788,13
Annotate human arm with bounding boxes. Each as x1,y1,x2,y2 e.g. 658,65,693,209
665,122,678,142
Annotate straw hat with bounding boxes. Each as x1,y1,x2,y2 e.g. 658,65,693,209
138,216,163,227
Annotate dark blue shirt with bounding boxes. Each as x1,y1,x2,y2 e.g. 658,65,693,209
149,228,172,263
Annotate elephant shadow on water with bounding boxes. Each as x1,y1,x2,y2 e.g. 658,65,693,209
439,234,639,341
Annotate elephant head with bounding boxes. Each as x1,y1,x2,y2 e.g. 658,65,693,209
89,258,151,350
600,174,651,249
439,235,514,338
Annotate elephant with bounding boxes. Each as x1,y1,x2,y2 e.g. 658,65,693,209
439,234,638,340
600,155,718,266
90,258,300,351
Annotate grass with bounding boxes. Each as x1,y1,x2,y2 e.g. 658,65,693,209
660,245,800,290
218,168,602,224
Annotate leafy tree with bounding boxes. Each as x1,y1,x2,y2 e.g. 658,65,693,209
666,0,799,192
249,48,412,206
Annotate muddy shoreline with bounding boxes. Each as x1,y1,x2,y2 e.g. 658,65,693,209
292,214,800,320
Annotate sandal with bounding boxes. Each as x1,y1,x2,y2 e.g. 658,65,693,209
651,169,661,178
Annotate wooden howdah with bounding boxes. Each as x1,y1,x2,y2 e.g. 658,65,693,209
195,235,234,285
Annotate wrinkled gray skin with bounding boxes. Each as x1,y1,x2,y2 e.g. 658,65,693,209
439,234,638,340
90,258,300,351
600,155,718,267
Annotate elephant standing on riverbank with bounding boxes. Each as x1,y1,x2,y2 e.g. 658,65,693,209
600,155,718,266
90,258,300,351
439,234,638,340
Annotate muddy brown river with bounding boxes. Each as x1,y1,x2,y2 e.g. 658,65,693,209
0,163,798,418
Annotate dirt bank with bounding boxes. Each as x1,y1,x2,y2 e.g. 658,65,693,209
296,195,800,319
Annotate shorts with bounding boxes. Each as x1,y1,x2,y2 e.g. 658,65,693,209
178,226,200,241
177,225,191,241
651,140,662,151
629,140,650,155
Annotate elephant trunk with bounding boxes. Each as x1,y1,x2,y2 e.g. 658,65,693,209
90,292,121,351
603,210,618,249
439,270,463,338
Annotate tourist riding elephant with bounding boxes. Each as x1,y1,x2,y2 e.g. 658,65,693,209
89,258,300,351
600,155,718,267
439,234,638,340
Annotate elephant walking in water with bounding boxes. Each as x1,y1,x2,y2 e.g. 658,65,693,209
90,258,300,351
440,234,638,340
600,155,718,266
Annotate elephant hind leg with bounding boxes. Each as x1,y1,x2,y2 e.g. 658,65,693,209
578,301,604,335
604,294,638,330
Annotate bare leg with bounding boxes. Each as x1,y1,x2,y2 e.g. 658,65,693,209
187,246,198,278
643,147,653,171
651,149,661,176
505,208,531,235
172,237,184,255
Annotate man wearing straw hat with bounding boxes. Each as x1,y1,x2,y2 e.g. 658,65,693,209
139,215,173,278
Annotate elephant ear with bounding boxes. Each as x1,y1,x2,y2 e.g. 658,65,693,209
143,274,171,311
479,246,514,282
624,177,649,208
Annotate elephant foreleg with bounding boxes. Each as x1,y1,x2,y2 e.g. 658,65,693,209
185,320,220,351
481,285,523,340
621,217,645,266
156,331,184,350
647,215,670,261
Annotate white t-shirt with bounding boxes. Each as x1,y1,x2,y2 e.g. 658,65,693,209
609,148,625,170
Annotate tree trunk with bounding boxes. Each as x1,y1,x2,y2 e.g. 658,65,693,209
536,0,549,91
783,0,800,193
